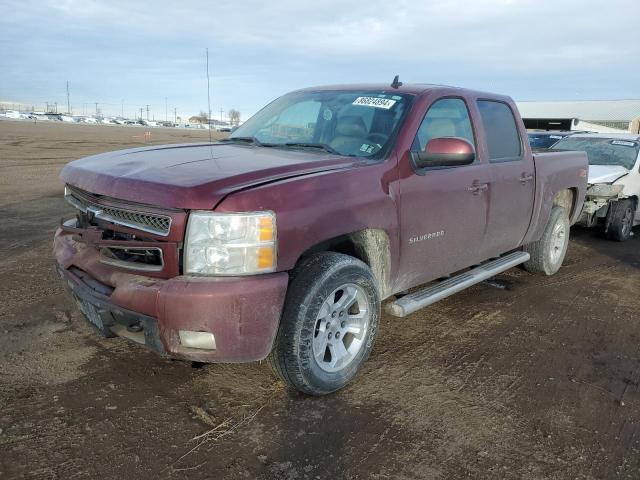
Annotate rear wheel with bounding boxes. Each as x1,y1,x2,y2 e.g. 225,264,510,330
523,206,570,275
268,252,380,396
606,199,635,242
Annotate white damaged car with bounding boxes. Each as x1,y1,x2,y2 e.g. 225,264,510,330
551,133,640,241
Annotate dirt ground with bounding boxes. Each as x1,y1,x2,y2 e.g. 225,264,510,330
1,119,639,480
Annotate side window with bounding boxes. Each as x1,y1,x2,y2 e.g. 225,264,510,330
413,98,475,152
476,100,522,161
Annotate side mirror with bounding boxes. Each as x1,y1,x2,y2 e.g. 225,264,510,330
412,137,475,169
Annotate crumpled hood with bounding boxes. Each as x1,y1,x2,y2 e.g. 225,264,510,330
61,143,359,209
588,165,629,185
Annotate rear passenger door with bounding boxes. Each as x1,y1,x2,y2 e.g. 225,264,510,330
476,100,535,256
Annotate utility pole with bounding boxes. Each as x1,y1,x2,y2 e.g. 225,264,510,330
139,107,143,120
94,102,99,116
206,47,212,142
174,107,177,124
220,108,223,123
165,97,168,121
66,81,71,114
121,99,124,118
146,104,150,121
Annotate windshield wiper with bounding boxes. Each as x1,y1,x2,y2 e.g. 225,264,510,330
283,142,341,155
222,136,264,146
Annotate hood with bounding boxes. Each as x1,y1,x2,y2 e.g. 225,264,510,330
61,143,359,209
588,165,629,185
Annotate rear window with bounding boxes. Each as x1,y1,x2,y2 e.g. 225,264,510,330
477,100,522,161
528,133,567,149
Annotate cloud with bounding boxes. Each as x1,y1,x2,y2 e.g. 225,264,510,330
1,0,638,117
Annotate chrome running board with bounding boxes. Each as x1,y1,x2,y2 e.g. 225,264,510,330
386,251,530,318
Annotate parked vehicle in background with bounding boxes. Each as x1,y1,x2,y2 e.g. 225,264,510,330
528,130,577,149
54,82,588,395
551,133,640,241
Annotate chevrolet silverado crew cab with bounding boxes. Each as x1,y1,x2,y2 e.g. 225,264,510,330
54,82,588,395
551,133,640,241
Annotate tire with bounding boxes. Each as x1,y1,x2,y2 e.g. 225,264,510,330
267,252,380,396
522,206,570,276
606,199,635,242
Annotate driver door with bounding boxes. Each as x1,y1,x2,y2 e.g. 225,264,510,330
397,97,492,289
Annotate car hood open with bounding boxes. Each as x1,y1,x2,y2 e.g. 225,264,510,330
61,142,359,210
588,165,629,185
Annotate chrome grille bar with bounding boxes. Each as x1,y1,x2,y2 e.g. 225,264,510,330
64,187,172,236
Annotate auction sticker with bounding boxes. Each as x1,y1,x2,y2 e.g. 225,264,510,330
352,97,396,109
611,140,637,147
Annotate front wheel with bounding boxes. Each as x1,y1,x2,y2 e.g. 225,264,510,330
522,206,570,276
268,252,380,396
606,199,635,242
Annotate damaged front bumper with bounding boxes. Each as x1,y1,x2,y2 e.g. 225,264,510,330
577,184,625,227
54,228,289,363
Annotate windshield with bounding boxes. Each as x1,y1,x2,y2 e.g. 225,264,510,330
229,90,413,158
528,133,567,149
551,137,640,169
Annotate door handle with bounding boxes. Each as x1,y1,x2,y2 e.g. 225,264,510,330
468,182,489,195
520,173,534,184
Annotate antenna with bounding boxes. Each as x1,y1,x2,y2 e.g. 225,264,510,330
206,48,213,143
391,75,403,89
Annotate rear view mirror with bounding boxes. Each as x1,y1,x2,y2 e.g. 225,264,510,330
412,137,475,169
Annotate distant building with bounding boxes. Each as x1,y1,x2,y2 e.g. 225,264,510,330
516,99,640,133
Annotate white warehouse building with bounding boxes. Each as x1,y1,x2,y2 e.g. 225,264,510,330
515,99,640,133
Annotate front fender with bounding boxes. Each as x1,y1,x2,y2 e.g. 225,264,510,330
214,162,400,282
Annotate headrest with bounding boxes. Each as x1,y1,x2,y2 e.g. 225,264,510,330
336,115,367,137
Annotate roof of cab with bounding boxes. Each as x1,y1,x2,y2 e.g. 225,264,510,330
291,83,512,101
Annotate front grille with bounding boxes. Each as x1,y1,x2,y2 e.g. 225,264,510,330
65,187,172,236
98,206,171,235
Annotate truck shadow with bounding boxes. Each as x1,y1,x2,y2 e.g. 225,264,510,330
569,224,640,271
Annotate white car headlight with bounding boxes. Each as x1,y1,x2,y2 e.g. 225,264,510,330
587,184,624,197
184,211,276,276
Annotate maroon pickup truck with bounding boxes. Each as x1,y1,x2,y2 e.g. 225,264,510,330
54,82,588,395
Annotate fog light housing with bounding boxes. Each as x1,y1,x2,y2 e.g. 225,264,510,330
178,330,217,350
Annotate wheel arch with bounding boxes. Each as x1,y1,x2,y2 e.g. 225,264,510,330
553,188,578,220
297,228,392,299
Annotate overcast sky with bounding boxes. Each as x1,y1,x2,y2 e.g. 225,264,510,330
1,0,638,120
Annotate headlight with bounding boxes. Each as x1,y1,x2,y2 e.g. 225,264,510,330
587,184,623,197
184,211,276,276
